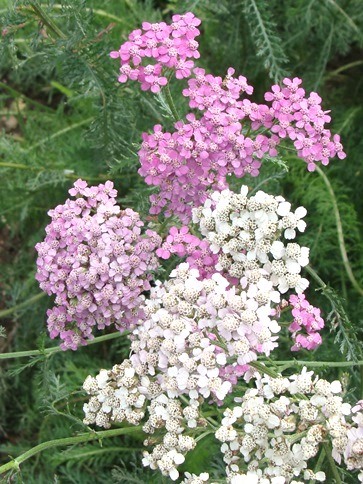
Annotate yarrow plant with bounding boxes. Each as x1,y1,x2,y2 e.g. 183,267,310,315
17,10,361,484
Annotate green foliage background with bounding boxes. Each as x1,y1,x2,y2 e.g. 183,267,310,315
0,0,362,482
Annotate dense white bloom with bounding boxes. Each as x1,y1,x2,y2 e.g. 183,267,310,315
215,369,362,483
130,263,280,401
142,393,198,480
181,472,210,483
82,359,151,428
193,186,310,294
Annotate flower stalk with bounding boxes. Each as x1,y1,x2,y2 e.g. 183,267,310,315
0,426,143,475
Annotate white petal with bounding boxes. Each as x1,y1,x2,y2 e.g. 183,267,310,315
285,259,301,274
271,241,285,259
330,380,342,393
169,468,179,481
295,206,307,219
216,353,227,365
315,471,326,482
296,277,309,293
277,201,291,216
297,220,307,232
174,453,185,465
240,185,249,196
284,228,296,239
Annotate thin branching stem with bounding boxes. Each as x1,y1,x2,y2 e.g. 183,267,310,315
315,165,363,297
38,4,129,25
322,442,342,484
271,359,363,368
0,162,112,182
29,2,66,39
0,425,142,475
249,361,280,378
327,60,363,78
164,83,180,122
0,331,127,360
0,293,46,319
26,118,94,152
0,81,54,111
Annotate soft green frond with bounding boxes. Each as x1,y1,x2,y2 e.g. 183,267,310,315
242,0,289,82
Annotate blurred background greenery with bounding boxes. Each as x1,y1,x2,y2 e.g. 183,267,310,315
0,0,362,482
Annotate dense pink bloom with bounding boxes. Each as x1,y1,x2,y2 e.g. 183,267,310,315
138,68,264,222
288,293,324,351
138,70,344,222
110,13,201,91
264,77,346,169
156,226,218,279
35,179,161,350
110,15,345,222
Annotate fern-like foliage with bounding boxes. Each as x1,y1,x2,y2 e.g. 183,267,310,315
242,0,289,82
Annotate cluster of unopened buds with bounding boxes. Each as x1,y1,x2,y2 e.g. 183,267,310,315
31,10,362,484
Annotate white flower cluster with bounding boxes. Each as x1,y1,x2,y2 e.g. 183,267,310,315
215,368,363,483
193,186,309,294
181,472,210,483
82,359,153,428
130,263,281,402
341,400,363,481
142,394,200,481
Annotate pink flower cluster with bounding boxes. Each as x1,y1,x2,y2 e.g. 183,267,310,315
139,107,265,223
138,72,344,222
110,12,201,92
288,293,324,351
35,179,161,350
156,226,218,279
264,77,346,171
110,16,345,222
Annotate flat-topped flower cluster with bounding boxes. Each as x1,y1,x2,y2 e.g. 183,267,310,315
110,12,201,92
216,369,363,483
35,179,161,350
111,12,346,223
193,185,310,294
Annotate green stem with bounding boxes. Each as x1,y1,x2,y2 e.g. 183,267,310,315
0,425,142,475
327,60,363,78
0,162,39,171
0,293,46,319
310,447,326,484
315,166,363,298
29,2,66,39
272,359,363,368
305,265,327,289
0,331,127,360
164,83,180,122
194,430,214,443
38,4,128,25
322,442,342,483
0,81,54,112
0,162,112,183
287,430,307,444
249,361,280,378
26,118,93,152
54,446,144,462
